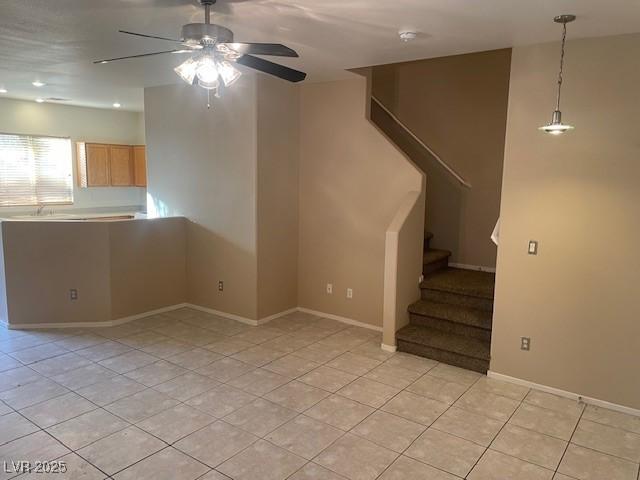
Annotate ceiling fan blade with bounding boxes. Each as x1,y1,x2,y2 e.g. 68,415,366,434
94,49,190,64
235,55,306,83
223,43,299,57
119,30,182,43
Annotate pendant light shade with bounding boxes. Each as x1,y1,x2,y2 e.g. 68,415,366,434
539,14,576,135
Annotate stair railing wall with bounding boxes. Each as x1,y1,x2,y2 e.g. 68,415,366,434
371,96,472,189
381,188,426,350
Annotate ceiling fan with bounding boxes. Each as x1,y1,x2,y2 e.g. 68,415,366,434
95,0,306,103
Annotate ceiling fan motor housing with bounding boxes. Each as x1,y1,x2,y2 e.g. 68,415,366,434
181,23,233,45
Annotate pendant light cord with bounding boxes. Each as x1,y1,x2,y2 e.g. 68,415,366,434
556,21,567,111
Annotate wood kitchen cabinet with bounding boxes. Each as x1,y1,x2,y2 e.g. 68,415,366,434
77,142,146,188
109,145,133,186
133,145,147,187
81,143,110,186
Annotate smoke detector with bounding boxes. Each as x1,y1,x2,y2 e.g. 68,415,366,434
399,30,417,42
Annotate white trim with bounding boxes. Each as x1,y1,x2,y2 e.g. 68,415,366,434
488,371,640,418
185,304,259,326
297,307,382,332
6,303,188,330
5,302,383,338
257,308,299,325
185,304,298,327
381,343,397,353
448,263,496,273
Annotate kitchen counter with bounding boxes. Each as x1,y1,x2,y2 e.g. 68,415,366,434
1,212,147,222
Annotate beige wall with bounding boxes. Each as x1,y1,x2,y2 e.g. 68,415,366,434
256,76,300,319
0,218,186,326
372,49,511,268
492,33,640,410
145,76,301,321
145,80,259,320
0,98,146,214
298,78,423,328
109,218,187,319
0,228,9,324
1,221,112,325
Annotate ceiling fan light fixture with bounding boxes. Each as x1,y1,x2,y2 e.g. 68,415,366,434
175,57,198,85
197,76,220,91
195,55,219,84
217,60,241,87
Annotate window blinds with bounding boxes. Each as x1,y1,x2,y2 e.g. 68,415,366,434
0,133,73,206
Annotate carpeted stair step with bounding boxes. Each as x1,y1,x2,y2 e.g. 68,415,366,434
408,300,492,341
423,248,451,275
421,267,495,311
397,325,490,373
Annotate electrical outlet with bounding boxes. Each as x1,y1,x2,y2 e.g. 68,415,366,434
346,288,353,299
69,289,78,301
218,281,224,292
521,337,531,351
528,240,538,255
326,283,333,294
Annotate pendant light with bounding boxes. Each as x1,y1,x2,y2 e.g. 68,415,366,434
539,14,576,135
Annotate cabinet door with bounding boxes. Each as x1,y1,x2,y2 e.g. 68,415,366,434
85,143,110,187
109,145,133,186
133,146,147,187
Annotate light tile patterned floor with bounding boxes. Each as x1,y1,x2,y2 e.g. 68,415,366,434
0,308,639,480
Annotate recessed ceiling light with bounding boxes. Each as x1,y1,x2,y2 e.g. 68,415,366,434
35,98,45,103
399,30,417,42
32,81,46,87
0,88,7,94
113,102,121,108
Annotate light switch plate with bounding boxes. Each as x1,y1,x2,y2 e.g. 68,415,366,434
528,240,538,255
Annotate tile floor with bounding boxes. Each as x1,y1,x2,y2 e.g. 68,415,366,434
0,308,639,480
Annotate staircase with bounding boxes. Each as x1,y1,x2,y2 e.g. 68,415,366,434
396,231,495,373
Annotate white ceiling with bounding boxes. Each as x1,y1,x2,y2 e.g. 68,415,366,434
1,0,639,111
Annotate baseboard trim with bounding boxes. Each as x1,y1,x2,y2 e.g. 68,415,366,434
186,303,259,326
5,303,383,338
448,263,496,273
297,307,382,332
257,308,299,325
185,304,297,327
488,371,640,418
6,303,188,330
381,343,397,353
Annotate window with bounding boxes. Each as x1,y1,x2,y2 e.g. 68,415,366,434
0,133,73,206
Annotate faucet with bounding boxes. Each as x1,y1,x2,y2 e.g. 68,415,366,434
35,204,45,216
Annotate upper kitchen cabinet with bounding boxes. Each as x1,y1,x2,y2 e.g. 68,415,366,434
79,143,110,186
77,142,146,188
133,145,147,187
109,145,133,186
